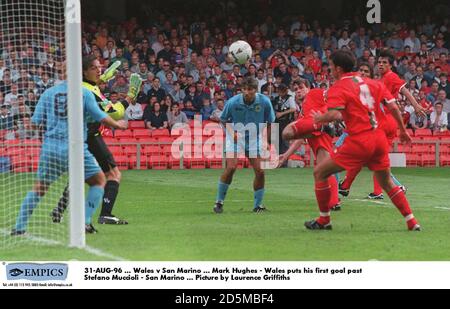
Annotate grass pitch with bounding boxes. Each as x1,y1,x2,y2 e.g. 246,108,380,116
1,168,450,261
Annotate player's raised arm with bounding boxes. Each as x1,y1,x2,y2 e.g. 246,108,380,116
83,89,127,130
401,87,426,117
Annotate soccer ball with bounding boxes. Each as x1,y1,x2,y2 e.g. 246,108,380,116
107,102,125,120
229,40,252,65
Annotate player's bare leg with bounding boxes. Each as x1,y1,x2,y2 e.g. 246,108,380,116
373,169,421,231
248,157,267,213
214,157,238,214
304,157,345,230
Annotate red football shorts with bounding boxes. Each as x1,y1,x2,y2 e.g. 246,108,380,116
331,129,390,171
382,114,398,145
307,134,333,157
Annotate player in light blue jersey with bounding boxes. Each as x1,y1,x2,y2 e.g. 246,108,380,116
214,77,276,214
11,82,127,236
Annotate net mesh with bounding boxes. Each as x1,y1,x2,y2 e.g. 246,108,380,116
0,0,69,248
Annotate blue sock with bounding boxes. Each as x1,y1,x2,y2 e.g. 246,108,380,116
390,173,402,187
254,188,265,209
334,173,340,184
216,181,230,204
85,186,104,225
15,191,41,232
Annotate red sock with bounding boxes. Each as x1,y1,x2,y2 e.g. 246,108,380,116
388,186,418,229
373,175,383,195
293,118,320,138
315,180,331,225
341,168,361,190
328,176,339,209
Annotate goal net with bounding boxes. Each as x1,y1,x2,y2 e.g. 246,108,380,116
0,0,84,249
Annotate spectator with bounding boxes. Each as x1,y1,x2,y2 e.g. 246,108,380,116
15,116,38,140
427,81,441,104
409,109,428,132
436,90,450,113
110,75,129,99
210,99,224,123
144,102,168,130
181,100,197,120
169,81,186,103
439,73,450,96
4,84,20,107
11,95,31,117
272,83,296,154
167,103,188,128
200,97,214,121
125,97,143,121
0,105,15,140
429,102,448,132
404,30,421,53
146,77,166,101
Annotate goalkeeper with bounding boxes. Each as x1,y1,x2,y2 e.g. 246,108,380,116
11,82,127,236
52,55,142,225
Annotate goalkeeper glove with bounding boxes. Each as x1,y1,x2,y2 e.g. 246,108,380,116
100,60,121,82
127,73,143,101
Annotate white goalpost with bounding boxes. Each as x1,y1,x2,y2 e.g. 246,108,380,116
0,0,85,248
66,0,84,248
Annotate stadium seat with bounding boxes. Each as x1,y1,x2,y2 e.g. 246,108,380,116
149,155,169,170
205,157,223,169
114,130,134,139
118,138,138,145
141,145,162,156
128,155,148,169
151,129,170,137
414,129,432,137
421,154,436,167
133,129,151,139
168,155,184,169
109,146,124,156
21,139,42,147
123,145,138,156
440,154,450,166
185,157,206,169
137,137,159,144
103,137,118,145
128,121,146,129
114,155,130,170
406,153,421,167
396,144,413,153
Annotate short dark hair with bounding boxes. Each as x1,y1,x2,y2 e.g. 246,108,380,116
241,77,258,90
82,54,97,72
330,50,355,73
359,62,374,78
379,49,396,65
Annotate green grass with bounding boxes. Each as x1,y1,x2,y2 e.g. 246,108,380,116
1,168,450,261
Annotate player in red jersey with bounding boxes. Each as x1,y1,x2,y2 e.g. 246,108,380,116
305,50,421,231
339,51,425,199
280,80,341,211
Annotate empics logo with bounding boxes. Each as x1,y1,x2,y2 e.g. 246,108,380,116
8,268,24,277
6,263,68,281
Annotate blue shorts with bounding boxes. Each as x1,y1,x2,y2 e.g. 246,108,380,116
37,142,101,183
335,132,349,148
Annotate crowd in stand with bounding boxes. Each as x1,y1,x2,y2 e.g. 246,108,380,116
1,9,450,141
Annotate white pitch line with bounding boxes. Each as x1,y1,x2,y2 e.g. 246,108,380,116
352,199,389,206
0,228,126,261
434,207,450,211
